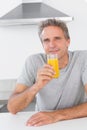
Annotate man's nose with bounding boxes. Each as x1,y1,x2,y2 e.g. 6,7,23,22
49,41,56,47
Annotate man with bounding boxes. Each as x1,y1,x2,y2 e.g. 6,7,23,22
7,19,87,126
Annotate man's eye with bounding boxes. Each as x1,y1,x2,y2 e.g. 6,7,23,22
55,37,62,40
43,39,49,44
44,39,49,42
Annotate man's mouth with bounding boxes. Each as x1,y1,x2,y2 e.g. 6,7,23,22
49,49,60,54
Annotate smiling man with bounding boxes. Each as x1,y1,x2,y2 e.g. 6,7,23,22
7,19,87,126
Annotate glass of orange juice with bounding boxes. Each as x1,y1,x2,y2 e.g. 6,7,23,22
47,54,60,78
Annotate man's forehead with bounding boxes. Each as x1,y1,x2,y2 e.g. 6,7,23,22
41,26,63,37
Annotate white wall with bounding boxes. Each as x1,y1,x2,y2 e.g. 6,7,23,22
0,25,43,79
0,0,22,17
0,0,87,79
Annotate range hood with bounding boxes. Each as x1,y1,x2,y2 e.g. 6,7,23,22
0,2,73,26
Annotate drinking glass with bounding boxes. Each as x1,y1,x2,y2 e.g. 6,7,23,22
47,54,60,78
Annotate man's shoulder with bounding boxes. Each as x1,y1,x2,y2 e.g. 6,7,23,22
25,53,46,63
71,50,87,56
70,50,87,61
27,53,46,59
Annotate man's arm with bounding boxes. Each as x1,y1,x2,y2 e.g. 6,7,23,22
7,83,40,114
7,64,55,114
26,85,87,126
85,84,87,94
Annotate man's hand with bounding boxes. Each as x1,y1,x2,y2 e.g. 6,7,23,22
26,102,87,127
26,111,57,126
36,64,55,89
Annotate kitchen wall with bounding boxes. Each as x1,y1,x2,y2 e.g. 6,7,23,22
0,0,87,79
0,25,43,79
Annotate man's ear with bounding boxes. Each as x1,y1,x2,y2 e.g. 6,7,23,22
67,39,70,47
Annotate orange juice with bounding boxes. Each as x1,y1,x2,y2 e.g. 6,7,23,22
47,54,60,78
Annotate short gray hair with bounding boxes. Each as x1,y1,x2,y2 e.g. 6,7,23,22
38,19,70,40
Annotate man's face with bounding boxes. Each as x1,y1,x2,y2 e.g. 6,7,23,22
41,26,70,60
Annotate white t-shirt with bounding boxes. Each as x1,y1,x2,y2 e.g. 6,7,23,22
17,50,87,111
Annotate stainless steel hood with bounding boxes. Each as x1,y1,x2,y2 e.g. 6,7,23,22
0,2,73,26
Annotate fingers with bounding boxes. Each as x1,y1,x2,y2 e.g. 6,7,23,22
36,64,55,88
26,112,53,127
38,64,55,79
26,115,43,126
26,118,50,127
